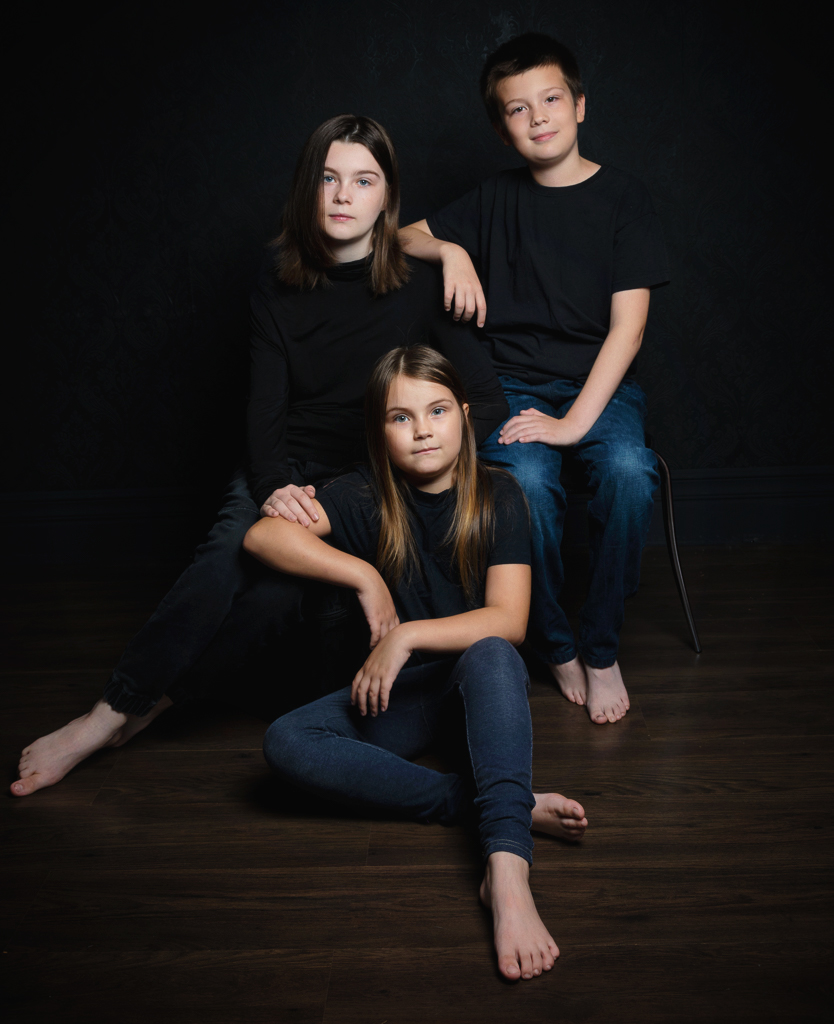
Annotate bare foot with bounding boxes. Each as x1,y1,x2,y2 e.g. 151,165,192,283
547,657,587,705
584,660,629,724
10,696,172,796
479,851,560,981
531,793,587,842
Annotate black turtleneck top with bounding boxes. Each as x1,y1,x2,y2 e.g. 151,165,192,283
247,253,509,508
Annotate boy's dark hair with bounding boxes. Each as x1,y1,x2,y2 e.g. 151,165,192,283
480,33,583,125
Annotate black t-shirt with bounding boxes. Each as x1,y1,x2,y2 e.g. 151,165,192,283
247,253,509,508
427,165,669,384
317,466,530,637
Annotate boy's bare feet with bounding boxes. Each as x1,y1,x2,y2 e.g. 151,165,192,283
584,660,629,724
547,657,587,705
531,792,587,841
479,851,559,981
10,695,172,796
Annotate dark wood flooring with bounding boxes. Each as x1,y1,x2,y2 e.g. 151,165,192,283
2,546,833,1023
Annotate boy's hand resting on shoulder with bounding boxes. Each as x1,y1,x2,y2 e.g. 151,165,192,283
499,408,585,448
351,625,413,717
260,484,319,525
440,243,487,328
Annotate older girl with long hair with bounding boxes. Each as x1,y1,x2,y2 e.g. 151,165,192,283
13,116,506,797
245,346,588,982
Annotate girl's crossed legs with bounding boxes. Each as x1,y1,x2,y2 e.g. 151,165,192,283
264,636,587,980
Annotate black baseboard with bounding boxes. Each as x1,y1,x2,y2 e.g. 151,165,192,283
2,466,832,565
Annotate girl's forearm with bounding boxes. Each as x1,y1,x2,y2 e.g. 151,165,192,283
397,605,527,654
243,518,379,592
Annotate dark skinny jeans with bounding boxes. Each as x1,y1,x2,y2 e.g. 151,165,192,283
103,462,337,717
263,637,536,865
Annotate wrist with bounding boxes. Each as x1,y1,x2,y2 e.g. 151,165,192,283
558,409,589,446
438,241,465,265
392,620,418,653
355,562,388,596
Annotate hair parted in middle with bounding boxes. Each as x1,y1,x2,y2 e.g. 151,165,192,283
275,113,409,296
480,32,584,126
365,345,498,604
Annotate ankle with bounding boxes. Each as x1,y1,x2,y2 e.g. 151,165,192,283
487,851,530,885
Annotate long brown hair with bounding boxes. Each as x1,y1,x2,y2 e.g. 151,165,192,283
365,346,497,604
275,114,409,296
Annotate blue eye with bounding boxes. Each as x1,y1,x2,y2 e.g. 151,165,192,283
431,407,446,417
323,174,336,183
393,414,409,423
357,178,372,187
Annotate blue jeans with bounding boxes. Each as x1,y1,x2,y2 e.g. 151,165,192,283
264,637,536,864
103,462,339,716
479,376,658,669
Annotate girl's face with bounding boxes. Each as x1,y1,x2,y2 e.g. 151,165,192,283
384,375,468,493
320,141,387,262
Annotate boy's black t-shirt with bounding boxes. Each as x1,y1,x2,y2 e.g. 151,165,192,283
426,165,669,384
317,466,530,636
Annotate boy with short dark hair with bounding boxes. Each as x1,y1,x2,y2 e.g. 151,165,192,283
401,32,669,725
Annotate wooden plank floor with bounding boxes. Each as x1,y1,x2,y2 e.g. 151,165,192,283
2,546,832,1023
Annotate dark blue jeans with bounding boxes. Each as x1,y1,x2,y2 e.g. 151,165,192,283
103,462,338,716
263,637,536,865
479,376,658,669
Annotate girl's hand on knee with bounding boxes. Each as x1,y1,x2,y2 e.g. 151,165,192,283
351,629,412,716
356,574,400,648
260,484,319,525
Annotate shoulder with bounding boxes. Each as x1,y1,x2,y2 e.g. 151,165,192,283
593,166,657,217
487,466,529,513
403,254,442,285
398,255,444,302
318,466,377,513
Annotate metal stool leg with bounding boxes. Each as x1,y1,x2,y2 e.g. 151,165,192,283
654,449,702,654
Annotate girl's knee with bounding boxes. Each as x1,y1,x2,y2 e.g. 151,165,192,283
263,714,303,770
460,637,527,681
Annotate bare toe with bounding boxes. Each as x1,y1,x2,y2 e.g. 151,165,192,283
531,793,588,841
498,954,521,980
11,776,42,797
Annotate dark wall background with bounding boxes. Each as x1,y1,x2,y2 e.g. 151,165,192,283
4,0,831,556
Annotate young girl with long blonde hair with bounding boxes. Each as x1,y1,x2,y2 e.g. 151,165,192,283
245,345,588,982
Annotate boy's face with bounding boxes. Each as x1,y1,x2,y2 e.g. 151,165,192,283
494,64,585,168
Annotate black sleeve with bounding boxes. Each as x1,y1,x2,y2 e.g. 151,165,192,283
486,471,532,567
425,183,483,261
417,266,508,442
246,271,292,508
612,178,670,293
316,470,380,565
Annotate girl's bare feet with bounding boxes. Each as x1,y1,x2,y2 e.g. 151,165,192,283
531,792,587,841
10,695,172,796
547,657,587,705
479,851,560,981
584,660,629,724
